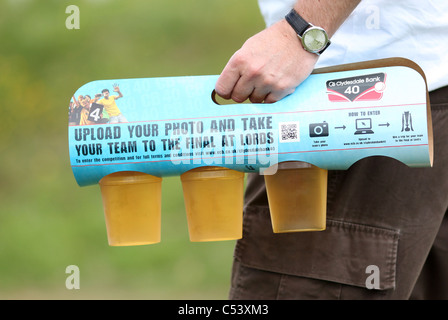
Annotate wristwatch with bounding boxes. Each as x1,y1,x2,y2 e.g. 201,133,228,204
285,8,331,55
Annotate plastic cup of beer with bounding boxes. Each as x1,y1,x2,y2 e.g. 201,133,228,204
180,166,244,242
264,161,328,233
99,171,162,246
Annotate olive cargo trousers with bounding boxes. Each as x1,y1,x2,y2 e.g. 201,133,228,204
229,86,448,300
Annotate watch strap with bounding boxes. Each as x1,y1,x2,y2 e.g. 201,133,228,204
285,8,310,37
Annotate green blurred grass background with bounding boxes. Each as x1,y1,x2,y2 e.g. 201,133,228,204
0,0,265,299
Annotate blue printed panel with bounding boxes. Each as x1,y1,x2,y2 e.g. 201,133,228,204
68,63,431,186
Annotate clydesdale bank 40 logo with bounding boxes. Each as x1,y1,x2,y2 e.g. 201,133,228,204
326,72,386,102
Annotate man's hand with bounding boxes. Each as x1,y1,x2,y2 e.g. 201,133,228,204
215,19,318,104
214,0,360,104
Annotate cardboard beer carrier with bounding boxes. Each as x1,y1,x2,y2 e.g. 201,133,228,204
68,58,433,246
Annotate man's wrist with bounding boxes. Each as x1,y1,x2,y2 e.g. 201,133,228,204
277,19,318,57
292,0,361,38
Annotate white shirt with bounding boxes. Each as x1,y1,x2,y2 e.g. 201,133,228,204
258,0,448,91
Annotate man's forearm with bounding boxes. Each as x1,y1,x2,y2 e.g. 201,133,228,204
293,0,361,37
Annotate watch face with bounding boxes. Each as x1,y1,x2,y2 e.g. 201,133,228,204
302,27,328,53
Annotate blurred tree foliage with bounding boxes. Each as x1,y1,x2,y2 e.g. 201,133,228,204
0,0,264,144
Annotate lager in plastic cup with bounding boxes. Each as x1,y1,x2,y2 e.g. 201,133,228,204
181,166,244,242
264,161,327,233
99,171,162,246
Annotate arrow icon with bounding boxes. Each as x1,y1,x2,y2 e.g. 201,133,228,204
335,125,346,130
378,123,390,127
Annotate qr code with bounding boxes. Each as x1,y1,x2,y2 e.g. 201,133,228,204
279,121,300,143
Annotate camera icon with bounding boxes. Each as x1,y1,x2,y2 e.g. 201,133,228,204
309,121,329,137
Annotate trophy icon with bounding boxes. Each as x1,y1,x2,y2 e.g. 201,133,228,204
401,111,414,132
